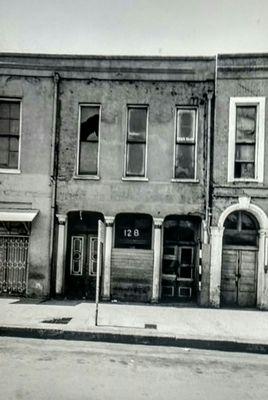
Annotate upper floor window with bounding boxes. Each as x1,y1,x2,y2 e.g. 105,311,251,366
228,97,265,183
125,106,148,178
174,108,197,180
0,99,21,170
77,105,100,176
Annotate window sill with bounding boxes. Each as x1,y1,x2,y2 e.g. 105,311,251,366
228,179,262,184
171,178,199,183
73,175,100,181
122,177,149,182
0,169,21,174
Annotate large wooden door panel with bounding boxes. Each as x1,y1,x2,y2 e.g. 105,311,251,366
238,250,257,307
221,250,237,305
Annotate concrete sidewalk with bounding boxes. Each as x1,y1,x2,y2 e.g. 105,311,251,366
0,297,268,353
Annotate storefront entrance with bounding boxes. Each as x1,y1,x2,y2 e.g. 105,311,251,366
161,216,200,302
221,211,258,307
65,211,103,299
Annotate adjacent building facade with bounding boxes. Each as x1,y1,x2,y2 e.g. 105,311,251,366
0,53,267,309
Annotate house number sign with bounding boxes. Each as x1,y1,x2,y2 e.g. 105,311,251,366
123,229,140,238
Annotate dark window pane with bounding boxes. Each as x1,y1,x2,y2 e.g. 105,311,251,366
224,213,238,229
9,103,20,119
234,162,254,179
0,137,9,151
177,110,195,140
115,213,152,249
236,106,256,142
9,151,18,168
0,119,10,134
126,143,145,176
179,267,192,279
128,108,147,142
241,213,258,231
80,107,99,142
223,231,257,246
0,102,10,118
181,248,193,265
0,149,9,166
10,137,19,152
235,144,255,162
79,141,98,175
164,218,196,244
10,120,19,135
175,144,195,179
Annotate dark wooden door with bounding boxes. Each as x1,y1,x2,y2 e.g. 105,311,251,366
66,234,98,299
221,248,257,307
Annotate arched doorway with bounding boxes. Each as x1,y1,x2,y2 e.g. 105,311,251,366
221,211,259,307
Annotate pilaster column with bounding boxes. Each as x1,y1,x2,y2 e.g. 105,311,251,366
209,226,224,308
151,218,164,302
102,216,115,300
55,214,67,295
258,229,268,309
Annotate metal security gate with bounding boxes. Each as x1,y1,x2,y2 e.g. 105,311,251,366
0,236,29,294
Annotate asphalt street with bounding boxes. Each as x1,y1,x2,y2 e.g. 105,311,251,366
0,337,268,400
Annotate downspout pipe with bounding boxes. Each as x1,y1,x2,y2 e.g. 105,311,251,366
204,89,214,244
49,72,60,296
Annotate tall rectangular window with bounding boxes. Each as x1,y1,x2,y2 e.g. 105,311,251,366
228,97,265,183
174,108,197,179
0,100,21,170
234,106,256,179
77,105,100,176
125,106,147,177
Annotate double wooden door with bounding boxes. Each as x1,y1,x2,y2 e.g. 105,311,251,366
221,248,257,307
66,234,98,299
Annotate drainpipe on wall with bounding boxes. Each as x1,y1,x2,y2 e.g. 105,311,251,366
204,89,214,244
49,72,60,296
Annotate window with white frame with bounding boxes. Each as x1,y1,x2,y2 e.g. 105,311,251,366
77,105,100,176
228,97,265,182
174,108,197,180
125,106,148,177
0,99,21,170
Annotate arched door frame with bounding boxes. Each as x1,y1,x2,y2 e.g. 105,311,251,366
209,197,268,308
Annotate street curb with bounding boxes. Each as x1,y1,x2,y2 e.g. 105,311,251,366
0,326,268,354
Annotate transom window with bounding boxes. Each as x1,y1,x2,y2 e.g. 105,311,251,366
223,211,259,247
115,213,152,249
174,108,197,179
125,106,147,178
77,105,100,176
0,100,21,170
228,97,265,182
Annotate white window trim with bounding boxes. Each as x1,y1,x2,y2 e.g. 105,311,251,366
228,97,265,183
0,98,22,174
123,105,149,180
173,106,198,181
75,103,101,179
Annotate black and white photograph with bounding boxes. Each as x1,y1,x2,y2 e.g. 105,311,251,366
0,1,268,399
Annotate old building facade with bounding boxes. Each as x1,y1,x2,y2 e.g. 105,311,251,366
0,53,267,309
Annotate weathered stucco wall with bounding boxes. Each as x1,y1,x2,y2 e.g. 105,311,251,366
212,55,268,226
0,72,54,296
57,77,214,218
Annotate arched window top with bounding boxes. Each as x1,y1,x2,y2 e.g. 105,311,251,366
224,211,258,231
223,211,258,247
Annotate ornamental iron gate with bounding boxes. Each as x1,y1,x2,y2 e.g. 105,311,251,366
0,236,29,294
